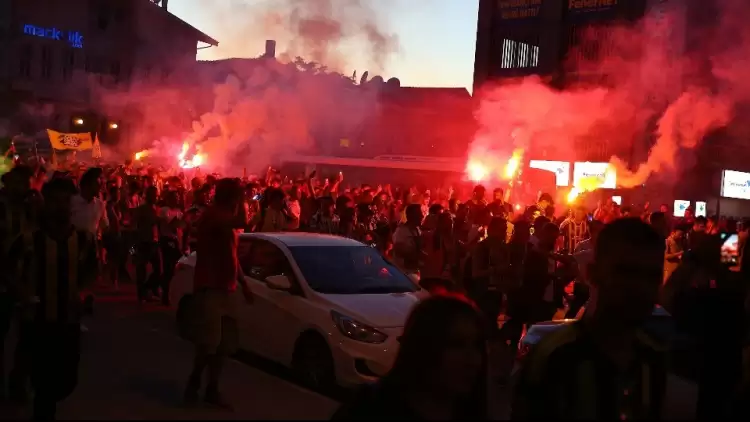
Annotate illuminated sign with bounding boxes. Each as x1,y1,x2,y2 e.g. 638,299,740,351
529,160,570,186
498,0,542,20
720,170,750,200
22,24,84,49
673,200,690,218
611,195,622,205
695,201,707,217
572,162,616,189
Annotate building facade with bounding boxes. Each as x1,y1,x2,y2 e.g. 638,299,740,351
0,0,216,149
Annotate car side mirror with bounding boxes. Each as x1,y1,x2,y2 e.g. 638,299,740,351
266,274,292,291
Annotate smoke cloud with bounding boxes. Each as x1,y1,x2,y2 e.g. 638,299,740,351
91,0,401,172
190,0,399,73
471,0,750,190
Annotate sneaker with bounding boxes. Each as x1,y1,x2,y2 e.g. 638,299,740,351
204,391,233,411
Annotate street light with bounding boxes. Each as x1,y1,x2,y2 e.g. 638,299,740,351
109,122,119,129
74,118,84,125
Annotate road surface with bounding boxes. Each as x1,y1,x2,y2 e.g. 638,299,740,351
2,282,697,420
2,283,339,420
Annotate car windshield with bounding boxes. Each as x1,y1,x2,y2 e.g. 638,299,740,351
289,246,419,295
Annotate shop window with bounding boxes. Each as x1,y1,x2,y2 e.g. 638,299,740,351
18,45,32,78
41,46,53,79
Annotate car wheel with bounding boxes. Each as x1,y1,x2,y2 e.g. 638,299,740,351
176,294,195,341
292,332,335,391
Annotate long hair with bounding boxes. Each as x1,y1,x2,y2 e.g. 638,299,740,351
380,295,488,419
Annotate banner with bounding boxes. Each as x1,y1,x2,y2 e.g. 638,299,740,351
47,129,93,151
497,0,543,21
567,0,620,22
720,170,750,200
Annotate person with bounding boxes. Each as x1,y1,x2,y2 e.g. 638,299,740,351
332,295,488,420
309,196,340,235
184,178,254,409
8,177,98,419
133,186,163,304
470,217,511,337
511,218,667,420
393,204,425,280
159,190,185,306
661,234,744,418
567,220,604,318
559,205,590,254
251,187,294,232
487,187,512,219
0,166,39,402
664,224,686,284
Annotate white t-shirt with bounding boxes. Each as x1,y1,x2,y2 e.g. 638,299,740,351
71,195,108,235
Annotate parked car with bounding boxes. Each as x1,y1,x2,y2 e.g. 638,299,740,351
171,232,424,390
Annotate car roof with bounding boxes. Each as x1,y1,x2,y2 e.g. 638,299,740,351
241,232,366,247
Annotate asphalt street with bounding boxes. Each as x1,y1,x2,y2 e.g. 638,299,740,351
1,281,698,420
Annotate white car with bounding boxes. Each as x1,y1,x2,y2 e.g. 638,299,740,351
170,232,424,389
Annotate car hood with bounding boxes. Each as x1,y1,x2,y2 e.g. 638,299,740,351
320,293,421,328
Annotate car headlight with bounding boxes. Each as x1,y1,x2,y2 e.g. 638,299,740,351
331,310,388,344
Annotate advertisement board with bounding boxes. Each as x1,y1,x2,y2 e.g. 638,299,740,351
529,160,570,186
497,0,543,21
572,162,616,189
721,170,750,200
695,201,707,217
673,200,690,218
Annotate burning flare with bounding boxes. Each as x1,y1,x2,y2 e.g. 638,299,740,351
567,174,610,203
134,150,149,161
467,160,489,183
503,149,523,180
178,142,206,169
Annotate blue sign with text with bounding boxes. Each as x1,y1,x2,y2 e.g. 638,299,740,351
22,24,84,49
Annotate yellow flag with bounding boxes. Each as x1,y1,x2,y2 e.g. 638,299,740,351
47,129,93,151
92,135,102,159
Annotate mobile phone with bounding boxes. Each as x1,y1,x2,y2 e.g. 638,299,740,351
721,233,739,265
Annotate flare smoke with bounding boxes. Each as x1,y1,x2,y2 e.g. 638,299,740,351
471,0,750,189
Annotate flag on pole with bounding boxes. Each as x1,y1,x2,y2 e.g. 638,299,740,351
92,135,102,159
47,129,94,151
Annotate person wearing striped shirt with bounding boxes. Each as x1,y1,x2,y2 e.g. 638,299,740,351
512,219,667,420
8,178,98,420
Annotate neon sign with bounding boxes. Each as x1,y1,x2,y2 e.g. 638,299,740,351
22,24,84,49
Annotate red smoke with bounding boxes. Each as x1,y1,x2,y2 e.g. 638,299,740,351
92,0,400,172
471,1,750,190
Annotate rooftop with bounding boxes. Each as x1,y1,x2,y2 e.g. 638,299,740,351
143,0,219,46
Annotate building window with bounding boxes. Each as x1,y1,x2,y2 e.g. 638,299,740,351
62,49,75,80
500,39,540,69
18,45,32,78
41,46,53,79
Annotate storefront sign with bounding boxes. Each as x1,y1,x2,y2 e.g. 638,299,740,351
721,170,750,200
497,0,543,20
22,24,84,49
529,160,569,186
567,0,620,22
572,162,616,188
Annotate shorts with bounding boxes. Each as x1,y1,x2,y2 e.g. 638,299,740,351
189,289,239,356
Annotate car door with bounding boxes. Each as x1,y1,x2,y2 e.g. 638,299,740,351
238,238,307,363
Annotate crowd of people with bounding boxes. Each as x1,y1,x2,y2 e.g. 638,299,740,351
0,158,748,419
